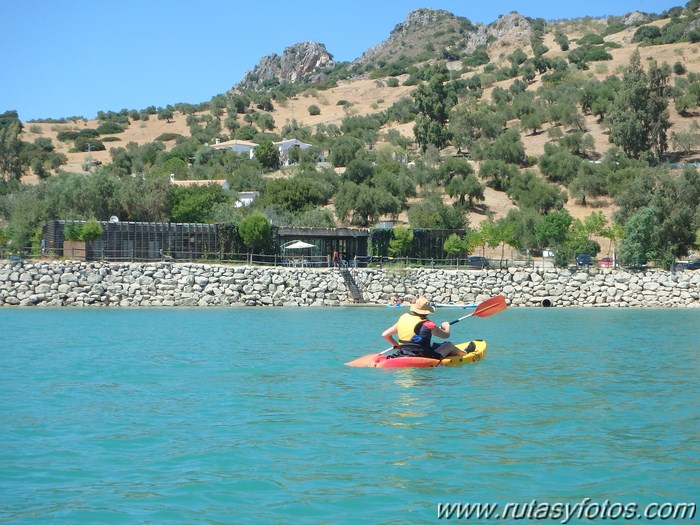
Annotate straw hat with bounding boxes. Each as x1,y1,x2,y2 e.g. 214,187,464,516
410,296,435,315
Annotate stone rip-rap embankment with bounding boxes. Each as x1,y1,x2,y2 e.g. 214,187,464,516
1,260,699,308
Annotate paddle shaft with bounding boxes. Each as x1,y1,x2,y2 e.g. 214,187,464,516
449,312,476,325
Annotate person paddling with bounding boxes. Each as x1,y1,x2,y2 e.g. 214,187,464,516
381,296,465,359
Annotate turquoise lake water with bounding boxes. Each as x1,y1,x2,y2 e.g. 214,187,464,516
1,307,698,524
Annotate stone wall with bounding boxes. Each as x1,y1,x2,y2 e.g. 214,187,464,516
1,260,699,308
355,267,700,308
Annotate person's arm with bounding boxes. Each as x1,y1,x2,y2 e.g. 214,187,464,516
430,320,451,339
382,323,399,348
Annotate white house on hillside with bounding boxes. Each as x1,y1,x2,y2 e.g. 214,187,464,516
209,138,258,159
208,137,313,166
273,138,312,166
273,138,311,154
235,191,260,208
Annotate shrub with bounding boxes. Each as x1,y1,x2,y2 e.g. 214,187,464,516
73,137,105,152
308,104,321,116
673,61,687,75
632,25,662,43
96,122,125,134
155,132,183,142
386,77,400,88
80,219,104,242
577,34,605,46
77,128,99,138
63,222,82,241
56,130,80,142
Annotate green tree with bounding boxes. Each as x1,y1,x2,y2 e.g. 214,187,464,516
115,176,170,222
520,108,544,135
535,209,573,248
238,211,272,253
570,162,608,205
619,207,658,266
254,141,280,170
353,186,400,226
443,233,467,258
6,187,44,248
344,158,375,185
554,29,569,51
209,95,227,120
481,218,516,265
388,226,414,256
169,184,229,223
407,195,465,229
260,177,327,214
505,207,542,253
412,64,454,151
0,113,24,182
671,124,700,156
508,170,567,213
157,107,174,123
446,174,484,208
538,144,582,185
608,52,671,161
600,222,625,257
631,25,662,43
63,221,82,241
474,128,526,166
478,160,518,191
329,136,363,167
334,182,399,227
437,157,473,185
79,219,104,242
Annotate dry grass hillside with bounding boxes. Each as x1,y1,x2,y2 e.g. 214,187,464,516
18,14,700,242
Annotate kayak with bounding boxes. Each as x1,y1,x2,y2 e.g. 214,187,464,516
345,340,487,368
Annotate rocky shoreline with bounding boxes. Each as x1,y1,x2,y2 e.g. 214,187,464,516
1,260,699,308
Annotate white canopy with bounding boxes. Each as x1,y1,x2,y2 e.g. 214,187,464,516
283,240,316,250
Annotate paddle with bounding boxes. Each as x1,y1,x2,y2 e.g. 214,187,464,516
345,295,508,366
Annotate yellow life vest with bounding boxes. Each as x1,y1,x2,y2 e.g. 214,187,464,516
397,312,429,345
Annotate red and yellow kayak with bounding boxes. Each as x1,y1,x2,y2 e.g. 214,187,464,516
345,340,487,368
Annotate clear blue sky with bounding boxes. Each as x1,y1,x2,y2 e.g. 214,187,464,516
2,0,684,121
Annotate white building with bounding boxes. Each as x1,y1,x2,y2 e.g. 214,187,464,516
235,191,260,208
209,138,258,159
209,137,313,165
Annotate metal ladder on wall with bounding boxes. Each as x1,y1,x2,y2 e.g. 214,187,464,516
339,267,365,303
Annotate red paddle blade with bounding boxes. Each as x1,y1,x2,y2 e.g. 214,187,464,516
472,295,507,318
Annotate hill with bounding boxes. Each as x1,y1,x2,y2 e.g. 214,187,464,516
7,4,700,263
21,12,700,213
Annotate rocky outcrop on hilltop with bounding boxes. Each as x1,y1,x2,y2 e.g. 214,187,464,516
354,8,465,66
464,12,534,54
391,8,455,36
354,9,534,67
238,41,335,88
621,11,650,25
